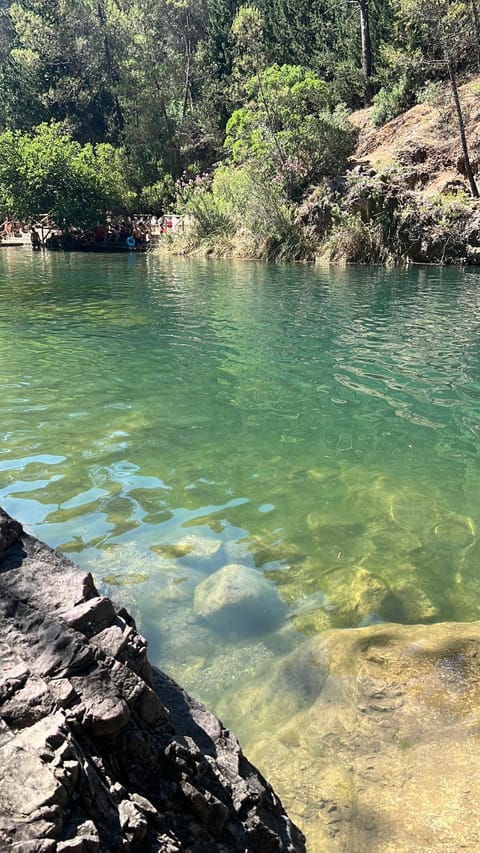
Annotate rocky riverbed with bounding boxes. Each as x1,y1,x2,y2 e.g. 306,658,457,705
227,620,480,851
0,507,305,852
3,502,480,852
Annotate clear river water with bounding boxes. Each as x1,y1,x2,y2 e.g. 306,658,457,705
2,249,480,845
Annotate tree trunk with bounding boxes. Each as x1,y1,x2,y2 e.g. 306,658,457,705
182,44,192,117
97,2,124,136
471,0,480,66
447,58,479,198
358,0,374,105
256,69,287,169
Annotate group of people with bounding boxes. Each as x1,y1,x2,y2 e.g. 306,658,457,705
2,213,180,252
28,216,156,251
1,220,28,240
90,218,152,246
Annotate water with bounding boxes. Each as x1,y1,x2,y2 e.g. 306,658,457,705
2,249,480,843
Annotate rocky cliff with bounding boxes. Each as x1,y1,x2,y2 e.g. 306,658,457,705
0,508,306,853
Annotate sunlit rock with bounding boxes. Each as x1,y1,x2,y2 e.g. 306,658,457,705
324,564,441,628
152,535,222,565
325,566,394,627
250,539,304,568
394,577,440,622
242,621,480,852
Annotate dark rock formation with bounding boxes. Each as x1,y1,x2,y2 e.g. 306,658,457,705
0,508,306,853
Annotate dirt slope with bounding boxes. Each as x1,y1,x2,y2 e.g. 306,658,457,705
350,76,480,195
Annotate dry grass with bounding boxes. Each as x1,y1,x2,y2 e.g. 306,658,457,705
350,75,480,196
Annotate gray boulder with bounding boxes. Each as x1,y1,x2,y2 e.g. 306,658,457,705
194,563,287,636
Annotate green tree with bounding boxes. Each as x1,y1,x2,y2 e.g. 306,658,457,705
254,0,394,107
0,122,132,226
224,64,357,197
230,5,266,94
3,0,123,142
400,0,479,197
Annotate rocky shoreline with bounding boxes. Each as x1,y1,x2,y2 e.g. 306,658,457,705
0,508,306,852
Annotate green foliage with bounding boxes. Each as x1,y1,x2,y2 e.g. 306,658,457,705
371,75,415,126
417,80,453,127
399,0,474,62
369,44,426,127
231,5,265,70
212,162,294,241
229,5,267,103
173,160,314,259
139,175,176,213
329,63,366,110
0,0,466,208
397,190,474,262
176,171,233,235
327,213,390,264
0,0,475,242
255,0,359,75
5,0,123,142
224,64,357,197
187,190,233,237
429,190,472,216
0,123,131,226
417,80,445,107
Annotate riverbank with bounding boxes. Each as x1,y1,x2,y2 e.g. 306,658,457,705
166,76,480,266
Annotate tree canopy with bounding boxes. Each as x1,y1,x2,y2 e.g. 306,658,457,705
0,0,477,217
225,64,357,197
0,123,131,226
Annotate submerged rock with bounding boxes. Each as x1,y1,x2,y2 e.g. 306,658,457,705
0,508,305,852
324,565,440,628
243,620,480,851
152,535,222,564
194,563,287,636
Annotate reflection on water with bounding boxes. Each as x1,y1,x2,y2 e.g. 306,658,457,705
2,250,480,844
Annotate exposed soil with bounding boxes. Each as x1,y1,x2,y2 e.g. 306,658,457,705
350,76,480,196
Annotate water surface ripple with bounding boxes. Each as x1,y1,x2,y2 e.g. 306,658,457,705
2,251,480,841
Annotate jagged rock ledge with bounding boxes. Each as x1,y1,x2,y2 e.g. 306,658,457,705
0,508,306,853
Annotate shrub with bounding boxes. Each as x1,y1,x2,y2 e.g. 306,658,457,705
175,172,234,238
370,45,424,127
139,174,176,213
327,213,390,264
330,63,366,110
371,76,414,126
211,163,314,259
224,64,357,198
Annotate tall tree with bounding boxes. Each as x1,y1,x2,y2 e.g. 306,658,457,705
4,0,123,141
358,0,374,103
400,0,479,197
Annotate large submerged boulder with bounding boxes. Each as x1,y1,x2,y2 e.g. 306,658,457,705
232,620,480,851
194,564,287,636
0,508,305,852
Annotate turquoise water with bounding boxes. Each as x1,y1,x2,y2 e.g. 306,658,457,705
2,249,480,840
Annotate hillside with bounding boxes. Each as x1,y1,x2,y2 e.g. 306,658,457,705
281,77,480,266
350,77,480,196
